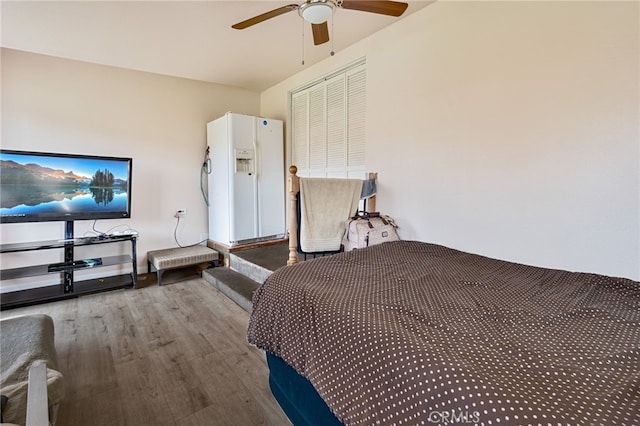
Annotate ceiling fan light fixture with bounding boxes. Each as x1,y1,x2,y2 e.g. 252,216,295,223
299,0,335,24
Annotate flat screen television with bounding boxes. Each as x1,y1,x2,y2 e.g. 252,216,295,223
0,149,132,224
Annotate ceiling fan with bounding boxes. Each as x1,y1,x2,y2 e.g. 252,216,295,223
232,0,409,46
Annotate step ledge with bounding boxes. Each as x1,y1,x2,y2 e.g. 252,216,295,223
229,254,272,284
203,268,259,313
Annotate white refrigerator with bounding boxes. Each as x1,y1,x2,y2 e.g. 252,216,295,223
207,112,285,246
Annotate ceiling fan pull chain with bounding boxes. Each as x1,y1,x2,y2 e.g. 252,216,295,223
301,16,306,65
330,14,335,56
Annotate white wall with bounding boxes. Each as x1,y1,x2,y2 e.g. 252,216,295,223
2,1,638,287
261,1,640,280
1,48,260,291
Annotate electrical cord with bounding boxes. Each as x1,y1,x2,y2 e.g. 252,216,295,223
173,215,208,248
201,146,211,207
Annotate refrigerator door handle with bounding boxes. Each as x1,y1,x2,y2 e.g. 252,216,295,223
253,133,260,236
253,137,260,180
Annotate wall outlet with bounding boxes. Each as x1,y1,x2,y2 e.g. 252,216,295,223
175,208,187,217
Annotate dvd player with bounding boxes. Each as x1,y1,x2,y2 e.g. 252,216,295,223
47,258,103,272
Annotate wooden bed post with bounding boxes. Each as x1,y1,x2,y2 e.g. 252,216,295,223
366,171,378,213
287,165,300,265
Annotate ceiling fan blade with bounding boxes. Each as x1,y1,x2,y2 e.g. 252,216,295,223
232,4,298,30
340,0,408,17
312,22,330,46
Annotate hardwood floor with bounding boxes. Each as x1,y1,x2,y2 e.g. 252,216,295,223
0,278,290,426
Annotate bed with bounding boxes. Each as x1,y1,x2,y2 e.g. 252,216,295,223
248,240,640,425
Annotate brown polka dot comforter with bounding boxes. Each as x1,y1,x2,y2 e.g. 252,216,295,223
247,240,639,425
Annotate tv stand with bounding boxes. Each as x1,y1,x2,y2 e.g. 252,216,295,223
0,221,137,309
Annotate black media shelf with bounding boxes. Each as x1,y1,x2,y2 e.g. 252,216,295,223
0,255,131,280
0,274,135,309
0,234,136,253
0,221,138,310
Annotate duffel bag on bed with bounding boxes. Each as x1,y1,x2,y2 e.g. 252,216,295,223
342,212,399,252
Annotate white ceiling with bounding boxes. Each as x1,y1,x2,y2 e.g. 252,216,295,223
1,1,431,92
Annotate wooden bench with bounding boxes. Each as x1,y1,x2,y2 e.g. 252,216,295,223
147,245,217,285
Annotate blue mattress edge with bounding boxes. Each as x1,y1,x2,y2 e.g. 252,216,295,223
266,352,343,426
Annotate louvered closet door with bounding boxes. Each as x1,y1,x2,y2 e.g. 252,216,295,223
308,85,326,177
326,73,346,177
291,62,366,178
346,67,366,178
292,92,309,174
